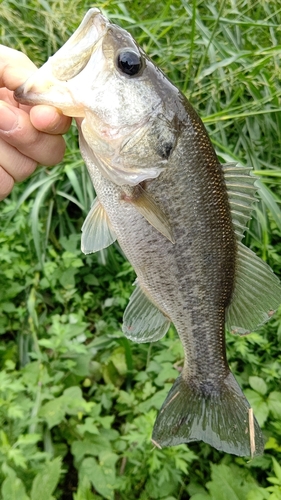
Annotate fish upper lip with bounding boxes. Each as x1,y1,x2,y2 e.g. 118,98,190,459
61,8,110,60
14,8,109,107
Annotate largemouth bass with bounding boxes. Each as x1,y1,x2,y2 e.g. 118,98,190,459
14,9,281,457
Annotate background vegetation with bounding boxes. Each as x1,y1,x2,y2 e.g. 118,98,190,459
1,0,281,498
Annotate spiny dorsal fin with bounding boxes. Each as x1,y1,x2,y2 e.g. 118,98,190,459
81,198,116,254
223,163,257,241
226,241,281,335
122,280,171,343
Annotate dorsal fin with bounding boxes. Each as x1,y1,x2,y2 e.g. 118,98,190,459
223,163,257,242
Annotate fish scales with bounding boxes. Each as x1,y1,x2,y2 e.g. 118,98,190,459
94,110,233,378
14,8,281,457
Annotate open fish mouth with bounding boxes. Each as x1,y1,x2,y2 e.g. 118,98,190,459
14,8,109,116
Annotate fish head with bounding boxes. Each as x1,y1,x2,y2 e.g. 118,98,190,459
14,8,172,121
14,9,180,185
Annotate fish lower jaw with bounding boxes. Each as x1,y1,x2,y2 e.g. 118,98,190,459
14,77,86,117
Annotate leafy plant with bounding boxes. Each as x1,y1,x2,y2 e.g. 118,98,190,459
1,0,281,498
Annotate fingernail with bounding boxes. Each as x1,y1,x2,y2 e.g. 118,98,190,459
0,104,18,132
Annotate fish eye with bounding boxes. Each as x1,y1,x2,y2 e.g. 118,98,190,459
117,50,143,76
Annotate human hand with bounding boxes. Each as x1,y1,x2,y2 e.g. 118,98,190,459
0,45,72,200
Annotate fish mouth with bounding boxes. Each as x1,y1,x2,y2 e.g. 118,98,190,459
14,8,109,115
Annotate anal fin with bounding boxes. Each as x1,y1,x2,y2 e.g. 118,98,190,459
122,281,171,343
81,198,116,254
226,241,281,334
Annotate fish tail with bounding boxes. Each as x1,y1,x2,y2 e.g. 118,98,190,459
152,372,264,457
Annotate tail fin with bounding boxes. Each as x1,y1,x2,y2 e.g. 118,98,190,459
152,372,264,457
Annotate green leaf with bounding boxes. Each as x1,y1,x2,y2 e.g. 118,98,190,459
8,449,28,469
62,386,93,414
268,392,281,419
39,399,66,429
110,347,127,376
71,434,112,463
59,267,78,288
247,489,270,500
272,458,281,484
77,418,99,436
265,437,281,452
83,275,99,286
138,387,170,412
190,495,212,500
249,377,268,396
40,387,92,428
72,353,93,376
244,389,269,427
266,485,281,499
31,176,59,266
188,483,211,498
79,453,118,500
74,481,97,500
30,457,62,500
206,464,256,500
1,468,29,500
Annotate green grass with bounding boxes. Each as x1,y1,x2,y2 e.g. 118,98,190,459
1,0,281,499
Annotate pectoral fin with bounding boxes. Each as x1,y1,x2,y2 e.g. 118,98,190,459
81,198,116,254
123,185,175,243
123,281,171,343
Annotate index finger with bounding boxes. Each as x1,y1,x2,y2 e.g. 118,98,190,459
0,45,37,90
30,105,72,135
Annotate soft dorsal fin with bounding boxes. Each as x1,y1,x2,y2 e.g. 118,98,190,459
122,280,171,343
223,163,257,242
226,241,281,335
81,198,117,254
122,184,175,244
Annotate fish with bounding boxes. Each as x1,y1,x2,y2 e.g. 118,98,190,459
14,8,281,457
